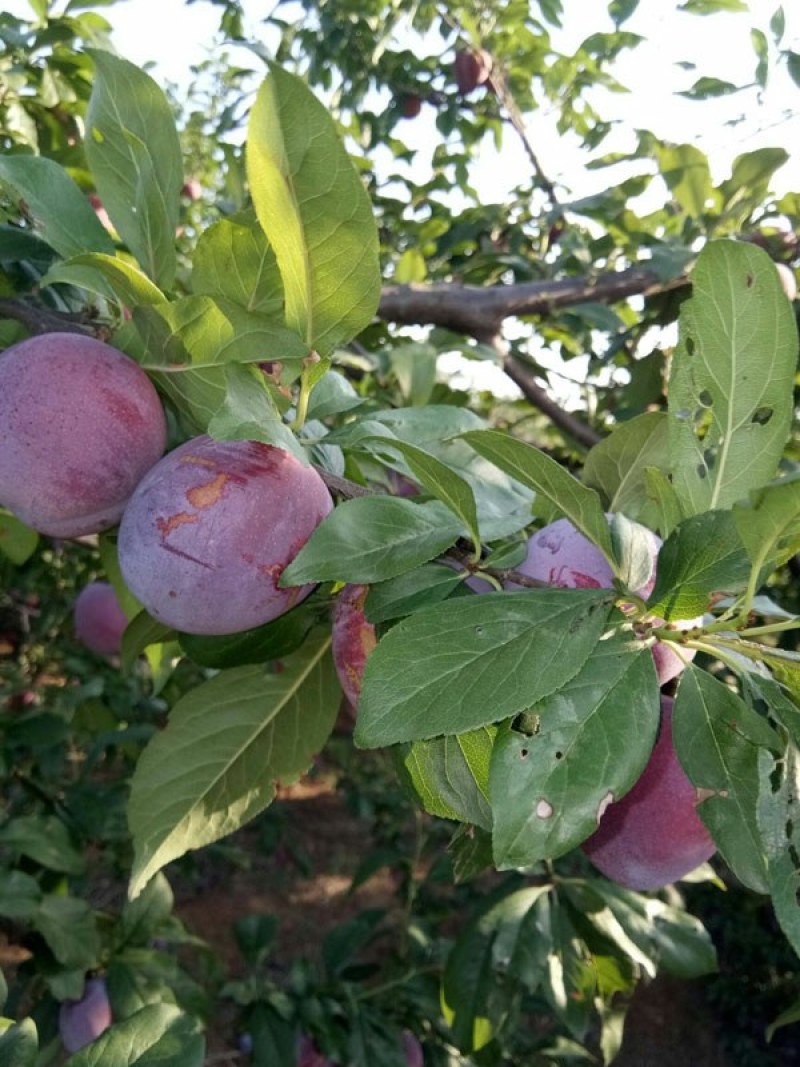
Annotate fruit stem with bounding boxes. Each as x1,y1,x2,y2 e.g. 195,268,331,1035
291,368,313,431
738,618,800,638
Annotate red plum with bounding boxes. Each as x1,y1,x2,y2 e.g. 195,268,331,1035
118,436,332,635
581,695,715,890
59,976,112,1053
332,584,377,708
74,581,128,656
0,333,166,537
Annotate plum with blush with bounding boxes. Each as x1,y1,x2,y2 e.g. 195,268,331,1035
74,581,128,656
331,584,377,709
581,695,715,890
59,977,112,1053
0,333,166,537
118,436,332,635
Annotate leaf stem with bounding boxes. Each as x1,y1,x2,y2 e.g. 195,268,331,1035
291,367,313,431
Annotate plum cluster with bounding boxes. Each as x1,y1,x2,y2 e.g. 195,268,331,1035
332,516,714,892
0,333,332,639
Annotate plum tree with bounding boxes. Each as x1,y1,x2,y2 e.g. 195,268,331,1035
0,333,167,538
331,584,377,708
454,49,491,94
74,581,128,656
118,436,332,635
581,695,716,890
59,976,112,1053
518,517,697,684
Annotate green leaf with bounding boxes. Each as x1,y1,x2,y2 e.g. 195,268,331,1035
128,632,339,898
757,742,800,956
461,430,616,571
390,342,437,406
589,880,717,978
679,0,747,11
85,50,182,289
134,295,307,371
641,467,684,536
733,475,800,583
718,149,789,224
751,28,769,87
33,895,100,969
397,727,495,829
42,253,164,308
669,241,799,515
655,143,712,218
490,637,659,869
0,871,42,920
246,65,380,354
364,564,465,624
0,510,38,565
678,76,740,99
673,666,779,892
120,612,175,673
355,589,611,747
66,1004,204,1067
583,413,669,521
192,209,283,316
207,363,307,463
449,825,495,882
767,998,800,1042
178,599,320,669
362,437,481,552
0,156,115,258
117,872,174,949
442,885,552,1053
648,511,751,620
280,497,463,586
305,369,363,421
0,1019,38,1067
0,814,84,875
788,51,800,90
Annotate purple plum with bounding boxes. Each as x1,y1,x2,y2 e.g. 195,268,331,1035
401,1030,424,1067
118,436,332,635
296,1034,335,1066
582,695,715,890
59,976,112,1053
517,517,698,684
0,333,166,537
331,584,377,709
74,581,128,656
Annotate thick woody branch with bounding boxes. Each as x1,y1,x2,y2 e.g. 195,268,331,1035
501,357,602,448
0,298,96,337
378,266,688,340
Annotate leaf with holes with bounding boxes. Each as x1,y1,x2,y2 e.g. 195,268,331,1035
668,240,799,514
246,65,380,354
757,741,800,956
490,636,659,869
128,631,339,898
354,589,611,747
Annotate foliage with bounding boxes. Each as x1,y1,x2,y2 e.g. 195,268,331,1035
1,0,799,1063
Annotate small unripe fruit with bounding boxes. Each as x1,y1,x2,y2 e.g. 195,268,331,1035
582,696,715,890
118,436,332,635
74,581,127,656
59,977,112,1053
0,333,167,537
181,178,202,201
331,584,377,708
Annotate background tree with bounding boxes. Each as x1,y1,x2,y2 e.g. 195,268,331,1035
1,1,799,1064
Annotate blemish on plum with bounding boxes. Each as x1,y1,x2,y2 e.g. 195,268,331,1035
156,511,199,538
536,799,553,819
187,472,229,509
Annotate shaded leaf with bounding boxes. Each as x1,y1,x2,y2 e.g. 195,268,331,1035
66,1004,204,1067
397,727,495,829
191,209,283,316
583,413,669,520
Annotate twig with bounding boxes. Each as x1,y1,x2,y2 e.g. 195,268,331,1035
0,297,97,336
501,353,601,448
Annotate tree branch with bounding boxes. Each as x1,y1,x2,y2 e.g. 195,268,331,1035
378,265,688,339
501,356,601,447
0,298,96,337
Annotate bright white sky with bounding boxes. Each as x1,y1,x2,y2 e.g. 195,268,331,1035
8,0,800,401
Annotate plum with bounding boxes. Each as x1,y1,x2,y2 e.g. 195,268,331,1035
74,581,128,656
118,436,332,635
454,49,492,94
331,584,377,708
401,1030,424,1067
59,976,112,1053
0,333,167,537
296,1034,334,1067
517,517,698,684
401,94,422,119
581,695,715,890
